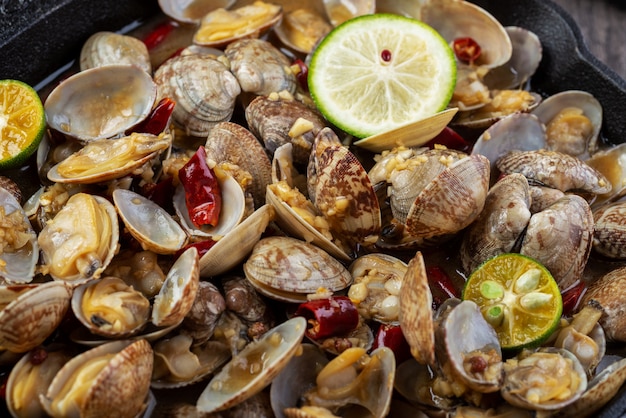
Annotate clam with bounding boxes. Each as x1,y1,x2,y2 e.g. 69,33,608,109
158,0,236,24
151,246,200,328
38,193,119,283
586,143,626,207
0,186,38,283
196,316,307,413
151,334,231,388
44,65,157,142
300,346,396,418
245,93,328,166
172,166,246,239
501,348,587,411
243,236,353,303
273,8,332,54
154,53,241,137
496,149,612,195
435,299,504,394
0,282,72,353
179,280,226,345
205,121,272,209
113,188,186,255
71,276,151,338
323,0,376,26
6,348,73,418
398,252,435,367
592,201,626,259
40,339,154,418
460,173,532,276
582,266,626,342
79,31,151,73
225,38,297,96
47,132,172,184
348,253,408,323
193,1,283,48
198,203,274,278
531,90,603,160
520,194,594,291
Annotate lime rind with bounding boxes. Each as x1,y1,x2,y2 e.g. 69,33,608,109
309,13,457,138
0,79,46,170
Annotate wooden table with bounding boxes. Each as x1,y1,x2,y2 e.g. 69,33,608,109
551,0,626,80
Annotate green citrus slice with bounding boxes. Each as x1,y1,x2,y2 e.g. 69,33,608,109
462,253,563,351
308,13,456,138
0,79,46,170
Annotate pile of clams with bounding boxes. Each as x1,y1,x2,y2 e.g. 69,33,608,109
2,0,626,417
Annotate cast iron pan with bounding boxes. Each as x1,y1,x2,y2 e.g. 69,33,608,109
0,0,625,416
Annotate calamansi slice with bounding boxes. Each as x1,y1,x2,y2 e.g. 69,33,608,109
462,253,563,351
308,13,457,138
0,79,46,169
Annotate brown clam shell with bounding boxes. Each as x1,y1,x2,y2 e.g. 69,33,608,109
582,266,626,342
205,122,272,209
592,201,626,259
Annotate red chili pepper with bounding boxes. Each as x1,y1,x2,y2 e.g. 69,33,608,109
292,59,309,91
142,176,175,213
453,37,482,64
561,280,588,317
427,266,460,300
178,147,222,228
143,20,178,50
372,323,412,364
130,97,176,135
295,296,359,340
425,127,472,153
175,239,217,259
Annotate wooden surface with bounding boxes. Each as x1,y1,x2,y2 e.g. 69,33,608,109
551,0,626,80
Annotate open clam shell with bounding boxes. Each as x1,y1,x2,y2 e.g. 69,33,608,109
0,282,72,353
273,7,332,54
44,65,157,142
196,316,307,413
79,31,151,73
151,246,200,327
113,188,187,255
198,203,274,278
243,236,353,303
158,0,236,24
40,339,154,418
46,132,171,184
0,186,38,283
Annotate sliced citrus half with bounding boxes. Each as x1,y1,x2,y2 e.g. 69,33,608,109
0,79,46,170
308,13,456,138
462,253,563,351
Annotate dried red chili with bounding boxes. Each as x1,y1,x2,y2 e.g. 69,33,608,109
143,20,178,50
561,280,588,317
425,126,472,153
130,97,176,135
295,296,359,340
372,323,412,364
427,265,460,299
175,238,217,259
178,146,222,228
453,37,482,64
292,59,309,91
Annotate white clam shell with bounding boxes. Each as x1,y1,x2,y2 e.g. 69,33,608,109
113,188,187,254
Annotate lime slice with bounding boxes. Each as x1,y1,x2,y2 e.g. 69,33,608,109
308,13,456,138
462,253,563,351
0,79,46,170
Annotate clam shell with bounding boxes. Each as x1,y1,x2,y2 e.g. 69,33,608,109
79,31,151,73
404,153,490,239
520,194,594,291
273,8,332,54
582,266,626,342
0,282,72,353
225,38,297,96
113,188,187,255
496,149,612,195
586,143,626,208
44,65,157,142
40,339,153,418
47,132,171,184
592,201,626,259
71,276,151,339
151,247,200,327
398,252,435,366
196,316,307,413
154,54,241,137
158,0,236,24
205,122,272,209
37,193,119,283
243,236,353,303
173,169,246,239
0,187,38,283
199,203,274,278
323,0,375,26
